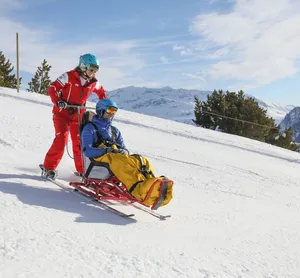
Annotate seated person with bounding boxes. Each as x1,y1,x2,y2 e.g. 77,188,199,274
81,99,173,209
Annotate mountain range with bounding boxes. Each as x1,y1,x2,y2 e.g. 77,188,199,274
90,86,297,125
280,107,300,142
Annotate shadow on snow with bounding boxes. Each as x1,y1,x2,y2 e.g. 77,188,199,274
0,173,137,225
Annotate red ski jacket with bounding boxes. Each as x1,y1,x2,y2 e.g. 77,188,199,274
48,70,107,115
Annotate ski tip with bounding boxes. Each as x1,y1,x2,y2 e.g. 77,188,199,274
159,215,171,220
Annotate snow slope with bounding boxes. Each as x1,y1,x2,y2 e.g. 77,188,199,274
1,87,300,278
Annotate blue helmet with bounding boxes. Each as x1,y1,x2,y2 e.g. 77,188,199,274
79,53,99,71
96,99,118,117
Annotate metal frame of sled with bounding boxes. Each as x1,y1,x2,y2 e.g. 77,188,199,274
69,159,173,211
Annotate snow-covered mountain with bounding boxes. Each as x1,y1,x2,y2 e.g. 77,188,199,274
91,86,210,125
250,96,297,123
91,86,296,125
280,107,300,142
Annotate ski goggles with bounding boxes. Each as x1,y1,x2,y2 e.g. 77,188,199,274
87,65,99,73
105,106,118,114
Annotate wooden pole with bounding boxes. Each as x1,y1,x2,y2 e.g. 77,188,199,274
16,32,20,93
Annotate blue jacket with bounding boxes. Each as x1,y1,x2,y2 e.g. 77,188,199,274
81,115,125,158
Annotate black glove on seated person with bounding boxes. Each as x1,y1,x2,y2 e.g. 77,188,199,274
106,147,127,155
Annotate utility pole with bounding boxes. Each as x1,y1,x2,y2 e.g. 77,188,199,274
16,32,20,93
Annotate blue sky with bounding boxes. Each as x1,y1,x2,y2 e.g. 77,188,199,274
1,0,300,105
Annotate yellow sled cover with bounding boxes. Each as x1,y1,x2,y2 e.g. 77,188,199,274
94,152,173,208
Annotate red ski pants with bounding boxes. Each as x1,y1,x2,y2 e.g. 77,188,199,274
43,112,83,173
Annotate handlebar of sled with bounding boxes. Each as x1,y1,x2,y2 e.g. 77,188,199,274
67,104,95,110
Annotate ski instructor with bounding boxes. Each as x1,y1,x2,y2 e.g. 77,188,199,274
41,53,107,180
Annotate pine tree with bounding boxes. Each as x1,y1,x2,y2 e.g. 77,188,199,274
264,124,281,145
193,90,224,129
194,89,299,151
194,89,275,140
0,51,21,88
266,127,299,151
27,59,52,95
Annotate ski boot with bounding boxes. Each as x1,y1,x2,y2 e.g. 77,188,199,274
40,164,58,180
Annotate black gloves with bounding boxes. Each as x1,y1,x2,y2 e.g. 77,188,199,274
56,101,68,109
106,147,128,155
106,147,118,154
117,148,128,155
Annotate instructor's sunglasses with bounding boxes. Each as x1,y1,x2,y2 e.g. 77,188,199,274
105,106,118,114
87,65,99,73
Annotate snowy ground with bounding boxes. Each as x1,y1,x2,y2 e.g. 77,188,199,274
1,87,300,278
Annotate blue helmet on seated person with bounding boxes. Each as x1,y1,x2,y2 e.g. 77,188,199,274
96,98,118,118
